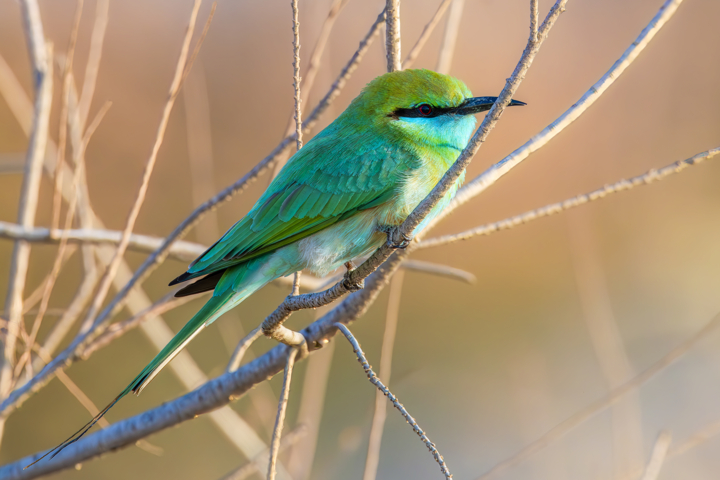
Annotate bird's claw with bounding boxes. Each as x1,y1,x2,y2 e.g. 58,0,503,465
342,261,364,291
378,225,411,249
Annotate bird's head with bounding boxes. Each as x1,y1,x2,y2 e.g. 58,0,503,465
344,69,525,152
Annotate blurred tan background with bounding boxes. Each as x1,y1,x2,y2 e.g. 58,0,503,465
1,0,720,478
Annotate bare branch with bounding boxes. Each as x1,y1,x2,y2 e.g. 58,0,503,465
0,251,408,478
287,326,334,479
336,323,451,480
87,9,387,335
271,0,350,178
639,431,672,480
438,0,684,225
1,0,53,398
403,0,453,69
79,290,201,359
0,13,278,465
530,0,539,43
79,0,204,329
418,146,720,250
254,0,568,349
291,0,303,151
299,0,349,108
221,426,307,480
435,0,465,74
50,0,83,231
267,348,298,480
363,271,405,480
77,0,109,127
227,327,263,373
0,222,206,261
401,259,475,284
385,0,401,71
401,0,567,244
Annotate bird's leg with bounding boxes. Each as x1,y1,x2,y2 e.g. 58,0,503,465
377,224,412,249
342,261,364,292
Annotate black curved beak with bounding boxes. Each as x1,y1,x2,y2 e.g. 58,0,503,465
455,96,527,115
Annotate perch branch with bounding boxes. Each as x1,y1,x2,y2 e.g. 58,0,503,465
254,0,567,350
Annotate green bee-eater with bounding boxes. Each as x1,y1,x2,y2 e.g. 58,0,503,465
38,69,525,462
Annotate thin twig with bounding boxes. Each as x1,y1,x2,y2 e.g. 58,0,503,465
85,9,387,336
437,0,684,226
385,0,401,71
435,0,464,74
530,0,539,43
256,0,567,356
0,0,692,474
401,0,567,244
298,0,349,109
16,99,111,380
418,147,720,250
363,270,405,480
0,17,276,466
227,327,263,373
221,425,307,480
401,259,475,284
287,318,334,479
2,0,53,399
20,246,77,315
79,0,204,329
291,0,302,151
403,0,453,69
267,348,298,480
336,323,452,479
272,0,351,178
80,290,200,359
180,2,217,87
51,0,83,231
77,0,109,127
31,75,101,370
0,222,207,261
639,431,671,480
474,312,720,480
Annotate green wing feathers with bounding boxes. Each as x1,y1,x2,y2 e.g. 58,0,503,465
175,132,418,285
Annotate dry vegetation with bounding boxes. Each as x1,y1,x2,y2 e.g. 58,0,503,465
0,0,718,479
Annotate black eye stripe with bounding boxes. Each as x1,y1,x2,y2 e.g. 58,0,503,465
390,105,455,118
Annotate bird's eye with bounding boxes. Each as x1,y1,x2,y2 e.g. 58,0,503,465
417,104,433,116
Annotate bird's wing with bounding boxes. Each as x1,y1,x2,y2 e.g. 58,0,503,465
174,134,418,283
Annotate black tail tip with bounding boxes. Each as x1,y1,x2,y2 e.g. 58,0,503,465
169,271,192,286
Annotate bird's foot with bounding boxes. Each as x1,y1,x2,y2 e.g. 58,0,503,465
342,261,364,291
378,224,412,249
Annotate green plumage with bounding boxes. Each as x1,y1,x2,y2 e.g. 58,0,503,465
35,69,526,465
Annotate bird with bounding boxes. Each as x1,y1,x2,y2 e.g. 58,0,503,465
32,68,525,465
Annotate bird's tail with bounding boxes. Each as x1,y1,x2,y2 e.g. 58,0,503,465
26,263,277,468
